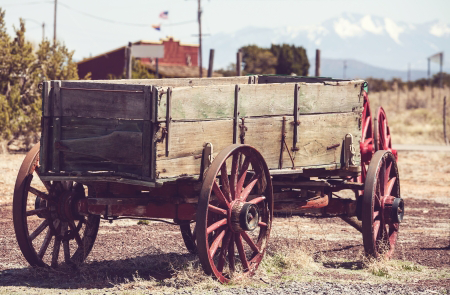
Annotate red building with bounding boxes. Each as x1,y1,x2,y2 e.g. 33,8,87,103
77,37,216,79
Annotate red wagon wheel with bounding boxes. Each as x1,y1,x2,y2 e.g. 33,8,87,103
13,143,100,267
359,92,375,184
196,144,273,283
362,150,404,258
374,107,398,160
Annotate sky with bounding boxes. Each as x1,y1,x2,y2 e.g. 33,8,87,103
2,0,450,68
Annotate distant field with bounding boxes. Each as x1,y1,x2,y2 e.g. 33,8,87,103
368,86,450,145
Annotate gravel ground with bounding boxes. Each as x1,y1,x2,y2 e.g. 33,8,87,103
0,150,449,294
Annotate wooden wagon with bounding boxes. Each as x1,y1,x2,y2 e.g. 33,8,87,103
13,75,404,283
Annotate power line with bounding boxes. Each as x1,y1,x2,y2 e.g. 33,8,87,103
57,2,196,27
1,1,52,7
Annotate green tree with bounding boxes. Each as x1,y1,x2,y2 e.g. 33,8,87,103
0,8,80,141
270,44,309,76
240,45,277,75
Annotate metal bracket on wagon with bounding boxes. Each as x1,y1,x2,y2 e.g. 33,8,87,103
343,133,359,172
199,142,213,180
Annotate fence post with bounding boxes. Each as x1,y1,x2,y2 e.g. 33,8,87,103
444,96,449,145
236,50,242,76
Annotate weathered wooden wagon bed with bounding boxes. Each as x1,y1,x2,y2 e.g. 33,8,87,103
13,75,404,283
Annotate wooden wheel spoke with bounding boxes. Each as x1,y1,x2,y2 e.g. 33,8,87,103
228,235,235,272
209,229,226,257
29,219,49,241
385,177,396,198
385,162,392,184
192,225,197,241
235,234,250,271
212,182,230,208
38,228,52,259
362,116,371,138
220,163,231,202
51,236,62,267
230,153,239,200
63,239,71,263
69,221,83,248
235,157,251,199
240,174,260,201
207,218,227,235
217,230,232,272
364,138,372,145
258,221,267,228
241,231,260,254
373,210,380,220
26,207,48,216
208,204,228,216
28,187,51,201
373,220,381,242
35,169,52,192
249,196,265,205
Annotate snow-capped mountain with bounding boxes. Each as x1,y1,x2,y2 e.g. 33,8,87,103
203,13,450,79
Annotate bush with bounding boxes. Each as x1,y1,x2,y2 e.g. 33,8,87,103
0,8,79,141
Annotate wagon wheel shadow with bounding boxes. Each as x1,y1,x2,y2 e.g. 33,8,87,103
315,244,364,270
0,252,199,289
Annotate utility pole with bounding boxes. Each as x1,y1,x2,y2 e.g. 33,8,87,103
198,0,202,78
53,0,57,44
42,22,45,41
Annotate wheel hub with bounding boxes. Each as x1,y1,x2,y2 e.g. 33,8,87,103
230,201,259,232
391,198,404,223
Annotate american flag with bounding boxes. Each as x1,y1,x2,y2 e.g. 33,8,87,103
159,11,169,19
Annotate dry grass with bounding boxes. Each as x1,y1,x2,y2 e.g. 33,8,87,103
369,86,450,145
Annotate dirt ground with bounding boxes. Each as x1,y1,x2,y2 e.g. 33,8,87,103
0,150,449,294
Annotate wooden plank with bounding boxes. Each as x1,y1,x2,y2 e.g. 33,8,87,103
155,119,233,177
142,85,153,178
66,76,253,87
38,175,162,188
142,121,152,177
52,81,61,117
144,85,152,121
60,118,143,140
42,81,51,117
40,117,50,173
157,81,363,121
60,81,147,91
40,81,51,172
257,76,358,84
57,131,143,165
52,117,61,172
244,113,361,169
155,112,361,178
59,87,145,120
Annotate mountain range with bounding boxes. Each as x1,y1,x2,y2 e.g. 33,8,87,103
203,13,450,80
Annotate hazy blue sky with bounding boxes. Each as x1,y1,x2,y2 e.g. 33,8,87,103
2,0,450,63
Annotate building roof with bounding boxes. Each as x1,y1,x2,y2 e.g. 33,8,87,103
77,37,199,65
142,62,222,78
